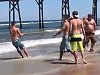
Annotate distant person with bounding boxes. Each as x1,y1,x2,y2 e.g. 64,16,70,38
10,21,29,58
83,14,96,52
69,11,87,64
53,15,74,61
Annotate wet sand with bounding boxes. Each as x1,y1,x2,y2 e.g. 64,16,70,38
0,41,100,75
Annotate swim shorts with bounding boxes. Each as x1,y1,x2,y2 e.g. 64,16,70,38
85,33,96,43
60,34,71,51
12,39,25,50
70,34,84,51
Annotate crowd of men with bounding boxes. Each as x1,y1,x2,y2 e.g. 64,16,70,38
10,10,96,64
53,11,97,64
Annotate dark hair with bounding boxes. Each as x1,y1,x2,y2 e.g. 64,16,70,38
11,21,15,26
62,14,70,20
88,14,92,18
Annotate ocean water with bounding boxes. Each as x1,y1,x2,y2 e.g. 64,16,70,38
0,19,100,55
0,20,62,54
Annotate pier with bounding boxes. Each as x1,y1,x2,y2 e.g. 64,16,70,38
0,0,98,29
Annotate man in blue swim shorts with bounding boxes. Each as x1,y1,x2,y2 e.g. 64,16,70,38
10,21,29,58
53,15,74,61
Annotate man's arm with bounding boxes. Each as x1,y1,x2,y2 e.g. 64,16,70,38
68,20,72,37
81,21,86,40
17,28,25,37
93,19,97,31
53,24,65,37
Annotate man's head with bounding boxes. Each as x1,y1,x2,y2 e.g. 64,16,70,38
87,14,92,21
11,21,16,26
83,16,87,20
62,14,70,21
88,14,92,18
72,11,79,18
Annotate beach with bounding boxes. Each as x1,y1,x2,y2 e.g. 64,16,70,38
0,36,100,75
0,21,100,75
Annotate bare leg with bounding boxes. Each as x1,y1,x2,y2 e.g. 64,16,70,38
83,39,89,50
23,49,29,58
17,49,24,58
69,49,74,56
90,42,95,52
90,40,96,52
73,51,78,64
80,50,87,64
59,49,64,61
89,36,96,52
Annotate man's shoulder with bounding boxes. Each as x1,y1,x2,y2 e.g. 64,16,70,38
91,19,95,22
64,21,69,25
71,19,82,22
77,18,82,21
16,27,20,30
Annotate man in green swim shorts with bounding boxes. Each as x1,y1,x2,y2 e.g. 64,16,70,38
69,11,87,64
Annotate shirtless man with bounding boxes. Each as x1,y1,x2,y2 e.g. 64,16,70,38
53,15,74,61
69,11,87,64
83,14,96,52
10,21,29,58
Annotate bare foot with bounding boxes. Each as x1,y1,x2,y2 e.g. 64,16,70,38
21,56,24,58
77,57,80,61
74,61,78,64
59,58,62,61
27,55,31,58
88,48,94,52
83,60,87,64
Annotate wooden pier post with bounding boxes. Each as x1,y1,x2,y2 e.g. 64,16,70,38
35,0,44,29
9,0,22,29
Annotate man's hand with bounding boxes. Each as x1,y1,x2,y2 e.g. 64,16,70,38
53,34,56,38
23,33,27,35
21,33,26,36
83,36,86,41
68,36,71,41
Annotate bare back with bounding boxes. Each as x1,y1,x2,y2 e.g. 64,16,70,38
62,20,70,35
10,26,21,40
70,19,83,35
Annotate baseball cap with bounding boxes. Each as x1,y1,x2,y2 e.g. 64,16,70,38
72,11,79,18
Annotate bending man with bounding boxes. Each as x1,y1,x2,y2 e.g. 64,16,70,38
10,21,29,58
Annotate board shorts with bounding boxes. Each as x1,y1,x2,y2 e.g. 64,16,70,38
12,39,25,50
60,34,71,51
85,33,96,44
70,34,84,52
